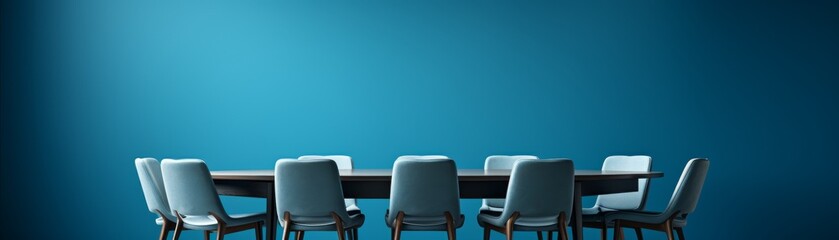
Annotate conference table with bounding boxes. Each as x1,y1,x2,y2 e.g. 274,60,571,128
212,169,663,240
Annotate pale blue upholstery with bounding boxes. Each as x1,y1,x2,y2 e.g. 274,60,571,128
481,155,539,212
605,158,710,228
582,155,653,223
275,158,365,231
135,158,175,223
395,155,449,161
477,159,575,231
161,159,266,231
386,156,464,231
297,155,359,213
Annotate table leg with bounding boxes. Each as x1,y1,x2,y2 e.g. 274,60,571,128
572,182,583,240
266,188,278,240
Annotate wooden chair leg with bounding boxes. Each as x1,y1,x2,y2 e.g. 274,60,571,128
537,231,544,240
281,212,292,240
633,228,643,240
548,231,554,240
255,222,263,240
445,212,456,240
172,211,185,240
295,231,304,240
483,227,491,240
204,231,211,240
558,213,569,240
331,212,346,240
505,212,520,240
352,228,359,240
675,228,685,240
393,212,405,240
560,226,569,240
209,212,227,240
612,220,622,240
158,220,172,240
600,225,607,240
663,221,673,240
346,230,352,240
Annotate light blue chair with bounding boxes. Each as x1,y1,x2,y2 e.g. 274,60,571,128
605,158,710,240
481,155,539,212
161,159,266,240
275,158,365,240
477,159,575,240
136,158,184,240
298,155,360,215
387,156,462,240
582,155,652,240
480,155,547,240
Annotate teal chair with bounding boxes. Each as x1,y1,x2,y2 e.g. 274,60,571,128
480,155,548,240
480,155,539,212
582,155,653,240
387,156,462,240
161,159,266,240
605,158,710,240
298,155,361,215
477,159,575,240
275,158,365,240
136,158,186,240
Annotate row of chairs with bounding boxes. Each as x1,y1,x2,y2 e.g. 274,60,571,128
136,155,709,240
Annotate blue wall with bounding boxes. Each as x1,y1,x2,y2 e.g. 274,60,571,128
2,0,838,239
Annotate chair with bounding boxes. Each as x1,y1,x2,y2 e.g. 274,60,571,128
605,158,710,240
161,159,266,240
387,156,463,240
135,158,181,240
275,158,365,240
581,155,653,240
298,155,360,214
481,155,539,212
480,155,548,240
477,159,575,240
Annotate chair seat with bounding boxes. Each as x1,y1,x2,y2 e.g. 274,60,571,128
155,217,209,229
477,211,562,231
176,213,266,230
385,212,465,231
346,203,361,215
282,213,365,231
581,207,620,224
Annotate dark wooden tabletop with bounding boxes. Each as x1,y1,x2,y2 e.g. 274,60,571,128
212,169,663,182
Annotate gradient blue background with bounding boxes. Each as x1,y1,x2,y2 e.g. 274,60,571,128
2,0,838,239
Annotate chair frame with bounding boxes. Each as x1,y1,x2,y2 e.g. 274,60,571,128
280,212,358,240
171,210,263,240
389,211,457,240
612,213,684,240
482,212,569,240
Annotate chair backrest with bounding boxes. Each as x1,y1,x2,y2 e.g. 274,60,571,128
484,155,539,170
387,157,460,224
275,159,351,223
483,155,539,210
161,159,229,221
395,155,449,161
594,155,653,210
135,158,175,221
298,155,353,170
663,158,710,218
297,155,356,208
499,159,575,224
